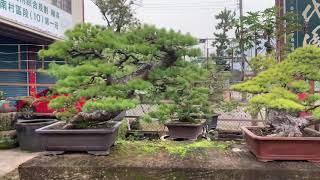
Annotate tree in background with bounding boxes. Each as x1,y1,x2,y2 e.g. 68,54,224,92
235,7,302,56
39,24,200,128
212,8,236,71
91,0,140,32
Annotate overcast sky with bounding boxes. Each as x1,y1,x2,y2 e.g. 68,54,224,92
84,0,275,38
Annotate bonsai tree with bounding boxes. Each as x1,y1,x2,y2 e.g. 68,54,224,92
39,24,200,129
232,46,320,137
212,8,236,70
144,60,211,124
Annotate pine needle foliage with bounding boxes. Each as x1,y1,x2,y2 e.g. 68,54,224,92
144,61,211,124
232,46,320,128
39,24,200,126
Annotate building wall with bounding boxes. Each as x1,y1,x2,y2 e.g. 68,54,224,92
0,0,84,41
0,0,83,97
0,35,60,97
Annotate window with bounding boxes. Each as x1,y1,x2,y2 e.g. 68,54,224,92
52,0,72,14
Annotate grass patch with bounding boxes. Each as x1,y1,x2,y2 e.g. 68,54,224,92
116,140,230,158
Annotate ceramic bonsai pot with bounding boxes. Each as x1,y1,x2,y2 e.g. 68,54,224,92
15,119,57,152
165,120,205,140
206,114,220,130
242,126,320,162
36,121,122,155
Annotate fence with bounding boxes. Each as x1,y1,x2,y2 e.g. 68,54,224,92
124,103,263,133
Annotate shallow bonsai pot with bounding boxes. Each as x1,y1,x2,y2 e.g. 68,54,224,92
36,121,122,155
165,120,205,140
206,114,220,130
15,119,57,152
242,126,320,162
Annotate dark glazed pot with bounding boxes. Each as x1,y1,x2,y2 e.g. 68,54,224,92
242,126,320,162
36,121,122,156
15,119,57,152
206,114,220,130
165,120,205,140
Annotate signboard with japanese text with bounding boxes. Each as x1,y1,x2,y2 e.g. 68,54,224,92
285,0,320,48
0,0,73,39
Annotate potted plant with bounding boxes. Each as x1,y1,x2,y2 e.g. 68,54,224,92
144,61,211,140
0,91,19,149
35,24,200,154
206,64,232,130
232,46,320,162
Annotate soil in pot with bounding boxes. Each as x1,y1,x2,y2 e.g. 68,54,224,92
250,127,320,137
16,119,57,152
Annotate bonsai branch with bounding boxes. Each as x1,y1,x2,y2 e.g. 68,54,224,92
63,111,121,129
69,49,104,59
113,49,141,67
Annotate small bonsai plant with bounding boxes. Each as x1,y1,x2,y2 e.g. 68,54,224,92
232,46,320,137
145,60,210,124
143,61,211,140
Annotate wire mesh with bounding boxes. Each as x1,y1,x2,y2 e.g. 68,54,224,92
125,103,264,132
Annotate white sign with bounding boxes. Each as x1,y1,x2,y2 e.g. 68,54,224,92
0,0,73,39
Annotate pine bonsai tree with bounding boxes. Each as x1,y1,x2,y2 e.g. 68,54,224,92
212,8,236,70
39,24,200,129
144,60,211,124
232,46,320,137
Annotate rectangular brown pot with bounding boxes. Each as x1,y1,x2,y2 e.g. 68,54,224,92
165,120,205,140
36,121,121,156
242,126,320,162
16,119,58,152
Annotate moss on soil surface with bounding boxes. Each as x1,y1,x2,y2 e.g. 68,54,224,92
113,140,231,158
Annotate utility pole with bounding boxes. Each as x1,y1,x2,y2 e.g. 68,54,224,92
239,0,245,81
199,38,214,69
206,38,209,69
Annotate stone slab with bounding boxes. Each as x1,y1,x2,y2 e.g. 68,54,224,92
0,149,39,178
18,145,320,180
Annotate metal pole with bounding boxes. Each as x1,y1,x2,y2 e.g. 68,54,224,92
18,45,21,70
206,39,209,69
42,45,45,69
239,0,245,81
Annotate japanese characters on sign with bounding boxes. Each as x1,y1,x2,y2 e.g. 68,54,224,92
0,0,73,39
285,0,320,48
